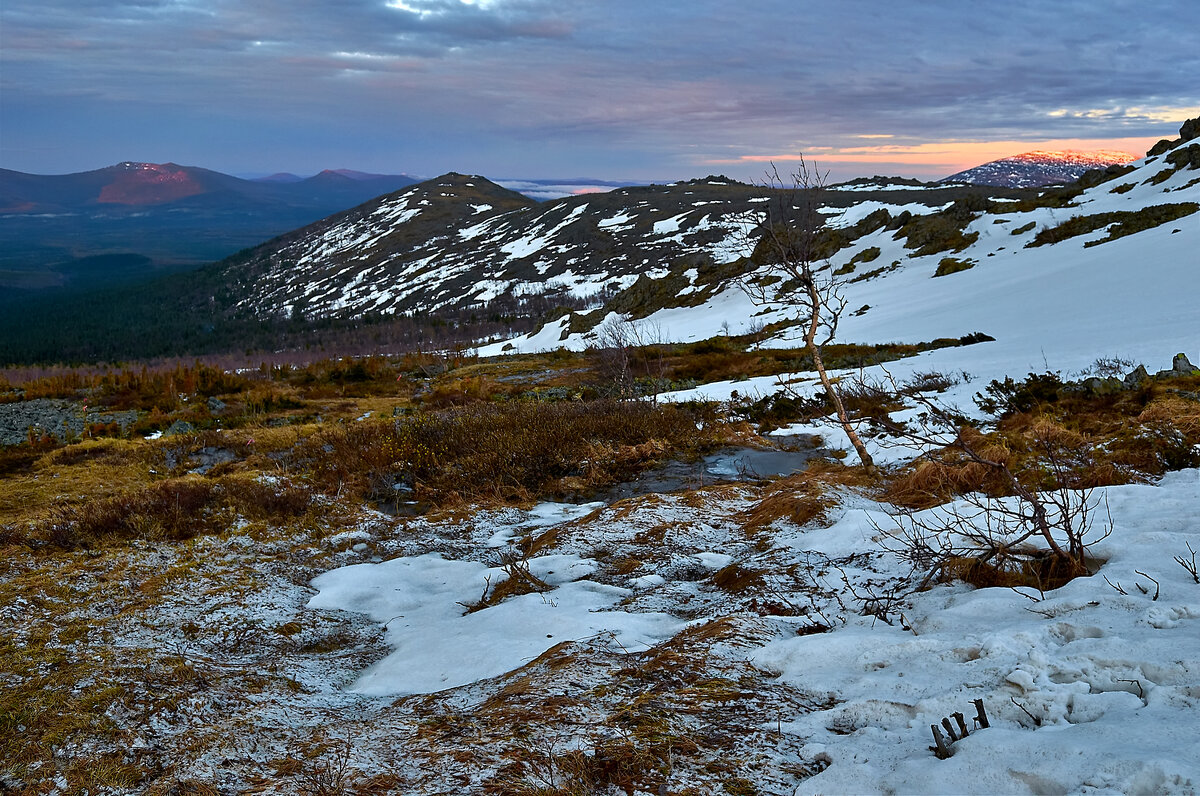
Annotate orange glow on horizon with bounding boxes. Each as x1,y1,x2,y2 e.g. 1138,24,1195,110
709,136,1160,174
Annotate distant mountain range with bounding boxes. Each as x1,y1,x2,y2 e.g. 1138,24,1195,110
0,146,1152,313
942,150,1138,188
0,162,418,291
0,162,419,215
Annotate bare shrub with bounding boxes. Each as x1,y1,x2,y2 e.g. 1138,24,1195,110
876,375,1113,588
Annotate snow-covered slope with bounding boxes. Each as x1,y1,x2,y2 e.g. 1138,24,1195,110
215,173,1007,320
942,149,1138,188
491,139,1200,397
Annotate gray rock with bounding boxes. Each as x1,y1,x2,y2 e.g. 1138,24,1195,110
1181,117,1200,143
0,398,137,445
163,420,195,437
1082,376,1123,395
187,446,237,475
1123,364,1150,388
1173,352,1197,374
207,396,227,415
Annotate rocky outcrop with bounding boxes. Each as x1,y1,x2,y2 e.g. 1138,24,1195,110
1070,354,1198,398
1147,116,1200,156
0,398,138,445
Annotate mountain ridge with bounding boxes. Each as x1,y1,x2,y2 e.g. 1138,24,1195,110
942,149,1138,188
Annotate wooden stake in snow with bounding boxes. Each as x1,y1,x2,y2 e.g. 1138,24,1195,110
930,700,990,758
973,699,990,729
930,723,953,759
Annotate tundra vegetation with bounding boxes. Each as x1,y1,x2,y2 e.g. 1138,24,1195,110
2,339,1199,792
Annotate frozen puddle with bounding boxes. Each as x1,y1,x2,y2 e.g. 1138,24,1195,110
703,442,823,479
308,551,680,696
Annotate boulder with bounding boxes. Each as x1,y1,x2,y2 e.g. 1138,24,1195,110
1147,138,1176,157
1123,364,1150,388
1082,376,1123,395
1173,352,1198,374
163,420,195,437
1181,117,1200,143
1149,117,1200,156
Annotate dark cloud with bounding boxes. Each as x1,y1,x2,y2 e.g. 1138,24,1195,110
2,0,1197,179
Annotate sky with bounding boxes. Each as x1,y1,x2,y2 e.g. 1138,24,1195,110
2,0,1197,183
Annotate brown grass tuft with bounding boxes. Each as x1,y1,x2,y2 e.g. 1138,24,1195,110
33,473,311,549
740,463,873,532
940,551,1091,592
884,460,994,509
711,563,766,594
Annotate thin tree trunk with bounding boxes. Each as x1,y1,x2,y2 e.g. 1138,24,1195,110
806,280,876,475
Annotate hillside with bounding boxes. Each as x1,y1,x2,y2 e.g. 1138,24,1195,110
495,129,1200,389
0,171,1034,364
0,162,418,293
942,149,1138,187
177,174,1031,320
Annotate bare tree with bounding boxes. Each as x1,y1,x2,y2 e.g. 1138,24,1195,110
741,159,876,474
592,314,670,402
594,314,636,399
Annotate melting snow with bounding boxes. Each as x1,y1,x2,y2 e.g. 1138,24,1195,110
309,552,680,696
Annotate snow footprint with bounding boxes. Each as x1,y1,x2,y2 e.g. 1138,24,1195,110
1048,622,1104,644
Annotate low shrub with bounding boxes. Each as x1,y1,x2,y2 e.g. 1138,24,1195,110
974,372,1065,416
301,400,719,506
933,257,976,277
37,474,311,549
1027,203,1198,248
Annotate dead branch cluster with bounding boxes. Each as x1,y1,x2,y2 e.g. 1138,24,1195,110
870,372,1112,590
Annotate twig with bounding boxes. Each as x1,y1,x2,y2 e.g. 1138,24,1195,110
1134,570,1159,601
1115,677,1144,699
456,573,493,612
1102,574,1127,595
1174,541,1199,584
1009,696,1040,726
1010,586,1043,603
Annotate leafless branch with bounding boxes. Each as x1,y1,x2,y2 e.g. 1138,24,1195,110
1174,541,1199,584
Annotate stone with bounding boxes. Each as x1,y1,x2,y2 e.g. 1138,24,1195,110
0,398,136,445
1147,138,1176,157
1173,352,1198,374
1123,364,1150,388
1181,117,1200,143
1083,376,1122,395
207,396,227,415
163,420,195,437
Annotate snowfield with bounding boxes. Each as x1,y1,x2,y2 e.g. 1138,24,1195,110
760,470,1200,795
304,467,1200,794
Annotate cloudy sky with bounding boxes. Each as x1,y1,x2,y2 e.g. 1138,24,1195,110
2,0,1197,182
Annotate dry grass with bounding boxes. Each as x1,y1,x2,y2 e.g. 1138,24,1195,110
298,400,719,507
0,438,154,526
26,473,312,549
711,563,766,594
741,462,874,532
940,550,1091,592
